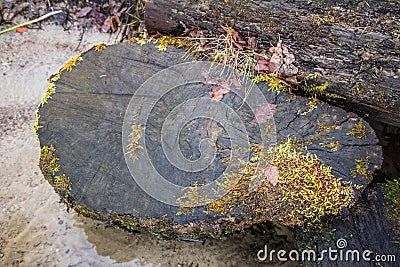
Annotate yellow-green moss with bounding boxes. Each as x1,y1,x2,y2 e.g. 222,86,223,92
301,98,320,115
317,120,339,133
40,82,55,106
39,145,60,175
33,109,42,140
324,92,345,99
304,81,329,95
351,156,373,182
126,124,145,160
177,138,355,226
94,43,107,51
61,55,83,72
320,141,341,151
252,73,290,92
115,217,138,232
382,177,400,244
39,145,72,207
53,174,72,195
347,118,368,139
34,54,83,138
130,35,190,51
311,14,342,26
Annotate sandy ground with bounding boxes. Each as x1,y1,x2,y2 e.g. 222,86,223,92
0,25,298,266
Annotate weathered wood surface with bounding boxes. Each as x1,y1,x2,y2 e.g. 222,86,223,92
294,184,400,267
144,0,400,127
37,42,382,237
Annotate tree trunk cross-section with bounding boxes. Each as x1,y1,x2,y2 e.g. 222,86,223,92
37,42,382,237
144,0,400,127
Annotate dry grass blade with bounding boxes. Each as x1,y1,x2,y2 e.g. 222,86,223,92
0,10,63,35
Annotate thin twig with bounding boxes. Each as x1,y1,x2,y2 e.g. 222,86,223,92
0,10,63,35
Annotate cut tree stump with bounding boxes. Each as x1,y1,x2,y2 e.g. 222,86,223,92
144,0,400,127
36,42,382,238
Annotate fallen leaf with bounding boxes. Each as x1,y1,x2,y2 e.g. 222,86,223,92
76,6,92,18
255,59,271,72
253,102,277,124
230,71,242,88
283,75,301,84
269,39,284,73
246,36,257,50
222,26,245,50
209,85,230,101
265,165,279,186
361,51,372,60
101,17,111,32
202,70,231,101
16,27,27,33
259,39,299,77
110,16,120,33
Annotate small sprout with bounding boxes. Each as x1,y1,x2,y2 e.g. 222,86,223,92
351,156,373,182
305,73,321,80
320,141,341,151
347,118,368,139
127,124,145,160
302,98,319,115
324,92,345,99
317,120,338,133
61,55,83,72
95,43,107,51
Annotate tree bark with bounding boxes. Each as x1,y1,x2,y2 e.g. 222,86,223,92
144,0,400,127
294,184,400,267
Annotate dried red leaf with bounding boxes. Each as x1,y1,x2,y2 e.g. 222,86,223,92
202,70,231,101
253,102,277,124
16,27,27,33
230,72,242,89
361,51,372,60
255,59,271,72
246,36,257,50
283,75,301,84
265,165,279,186
101,17,111,32
110,16,120,33
269,39,284,73
209,85,230,101
222,26,245,50
138,20,146,32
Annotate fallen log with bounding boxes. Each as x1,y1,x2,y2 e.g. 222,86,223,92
35,42,382,238
144,0,400,127
294,184,400,267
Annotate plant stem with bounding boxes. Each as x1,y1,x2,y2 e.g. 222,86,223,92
0,10,63,35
